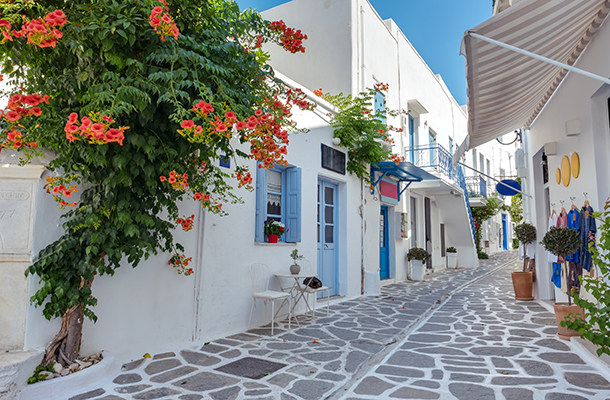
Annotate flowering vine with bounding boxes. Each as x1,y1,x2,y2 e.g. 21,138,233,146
44,175,79,209
148,0,179,42
64,113,129,145
1,9,67,48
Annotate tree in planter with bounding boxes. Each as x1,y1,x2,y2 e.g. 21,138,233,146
562,198,610,356
407,248,431,262
541,226,582,305
1,0,311,367
471,196,502,254
514,222,537,273
313,84,405,181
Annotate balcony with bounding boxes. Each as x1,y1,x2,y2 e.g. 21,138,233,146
405,144,458,183
465,175,487,199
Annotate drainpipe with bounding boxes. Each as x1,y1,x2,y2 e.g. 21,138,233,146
192,207,206,341
359,1,366,295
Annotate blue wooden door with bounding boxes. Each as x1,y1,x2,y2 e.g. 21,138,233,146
317,180,338,296
380,206,390,279
502,214,508,250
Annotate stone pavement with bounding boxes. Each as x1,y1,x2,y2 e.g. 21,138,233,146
66,251,610,400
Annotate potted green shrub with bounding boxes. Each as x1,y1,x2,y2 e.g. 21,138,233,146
562,198,610,355
290,249,304,275
446,247,458,269
264,219,288,243
407,248,431,282
513,222,537,300
541,225,583,340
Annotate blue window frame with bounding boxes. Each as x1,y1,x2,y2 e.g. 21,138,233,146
374,91,386,123
408,115,415,163
255,165,301,243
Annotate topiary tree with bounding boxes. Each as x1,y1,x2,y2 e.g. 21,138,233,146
541,226,582,305
0,0,311,366
563,198,610,356
514,222,536,272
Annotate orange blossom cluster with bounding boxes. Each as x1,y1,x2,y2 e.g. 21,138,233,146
268,20,307,53
168,253,193,276
0,91,48,150
44,175,78,209
160,170,188,190
149,0,179,42
175,214,195,232
64,112,129,145
1,9,67,48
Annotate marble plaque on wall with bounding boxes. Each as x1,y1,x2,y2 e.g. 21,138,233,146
0,180,35,254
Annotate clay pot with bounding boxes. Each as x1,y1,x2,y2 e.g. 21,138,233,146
553,302,584,340
511,271,534,300
290,264,300,275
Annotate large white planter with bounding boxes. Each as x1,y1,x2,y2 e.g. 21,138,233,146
410,260,425,281
447,253,458,269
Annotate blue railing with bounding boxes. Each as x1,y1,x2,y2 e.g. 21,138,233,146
406,144,457,182
465,176,487,198
406,144,477,247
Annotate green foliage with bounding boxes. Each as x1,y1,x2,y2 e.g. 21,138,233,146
563,199,610,356
471,196,503,252
514,222,537,245
512,237,520,249
540,227,581,259
407,247,431,262
508,178,523,223
290,249,304,263
446,247,457,253
1,0,300,322
28,362,56,384
478,251,489,259
317,86,402,181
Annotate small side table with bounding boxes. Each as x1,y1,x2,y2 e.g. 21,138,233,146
274,272,318,325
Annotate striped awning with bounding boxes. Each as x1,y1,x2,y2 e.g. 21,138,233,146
461,0,610,149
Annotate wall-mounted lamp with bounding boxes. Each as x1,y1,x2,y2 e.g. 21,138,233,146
332,137,341,146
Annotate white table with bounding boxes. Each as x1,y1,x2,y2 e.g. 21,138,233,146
274,272,318,325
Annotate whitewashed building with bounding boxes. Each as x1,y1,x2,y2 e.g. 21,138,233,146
461,0,610,301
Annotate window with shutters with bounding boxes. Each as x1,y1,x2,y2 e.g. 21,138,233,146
255,164,302,243
374,90,386,123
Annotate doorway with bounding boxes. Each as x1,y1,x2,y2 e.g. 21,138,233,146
317,180,338,296
379,206,390,279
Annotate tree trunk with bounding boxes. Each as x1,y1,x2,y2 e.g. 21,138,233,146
42,275,94,367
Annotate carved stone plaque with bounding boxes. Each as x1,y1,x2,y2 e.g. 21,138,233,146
0,180,35,254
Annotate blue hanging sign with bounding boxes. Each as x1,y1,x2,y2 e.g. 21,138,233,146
496,179,521,196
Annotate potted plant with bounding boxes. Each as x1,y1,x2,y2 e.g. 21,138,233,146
541,225,583,340
264,219,288,243
562,197,610,355
446,247,457,269
290,249,304,274
512,222,537,300
407,248,431,282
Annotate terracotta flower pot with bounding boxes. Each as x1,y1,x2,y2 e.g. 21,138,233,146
268,234,278,243
511,271,534,301
553,302,584,340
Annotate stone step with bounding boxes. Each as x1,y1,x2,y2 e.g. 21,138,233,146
0,350,43,399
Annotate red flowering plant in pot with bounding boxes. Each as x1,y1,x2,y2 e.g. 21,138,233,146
264,219,287,243
541,226,583,340
512,222,537,300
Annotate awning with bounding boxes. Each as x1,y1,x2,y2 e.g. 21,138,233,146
461,0,610,149
370,161,439,201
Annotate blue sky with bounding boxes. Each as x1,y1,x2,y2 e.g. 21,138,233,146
233,0,493,105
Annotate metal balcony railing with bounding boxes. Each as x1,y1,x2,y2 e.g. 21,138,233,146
465,175,487,198
405,144,477,247
405,144,458,182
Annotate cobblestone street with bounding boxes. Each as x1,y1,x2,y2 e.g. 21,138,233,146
65,251,610,400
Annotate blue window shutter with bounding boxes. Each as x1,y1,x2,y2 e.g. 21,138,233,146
255,166,267,242
374,91,386,123
284,167,301,243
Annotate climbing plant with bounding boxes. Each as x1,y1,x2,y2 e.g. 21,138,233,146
0,0,311,366
314,84,405,181
471,196,502,253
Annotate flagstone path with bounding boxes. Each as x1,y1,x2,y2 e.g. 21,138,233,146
65,251,610,400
